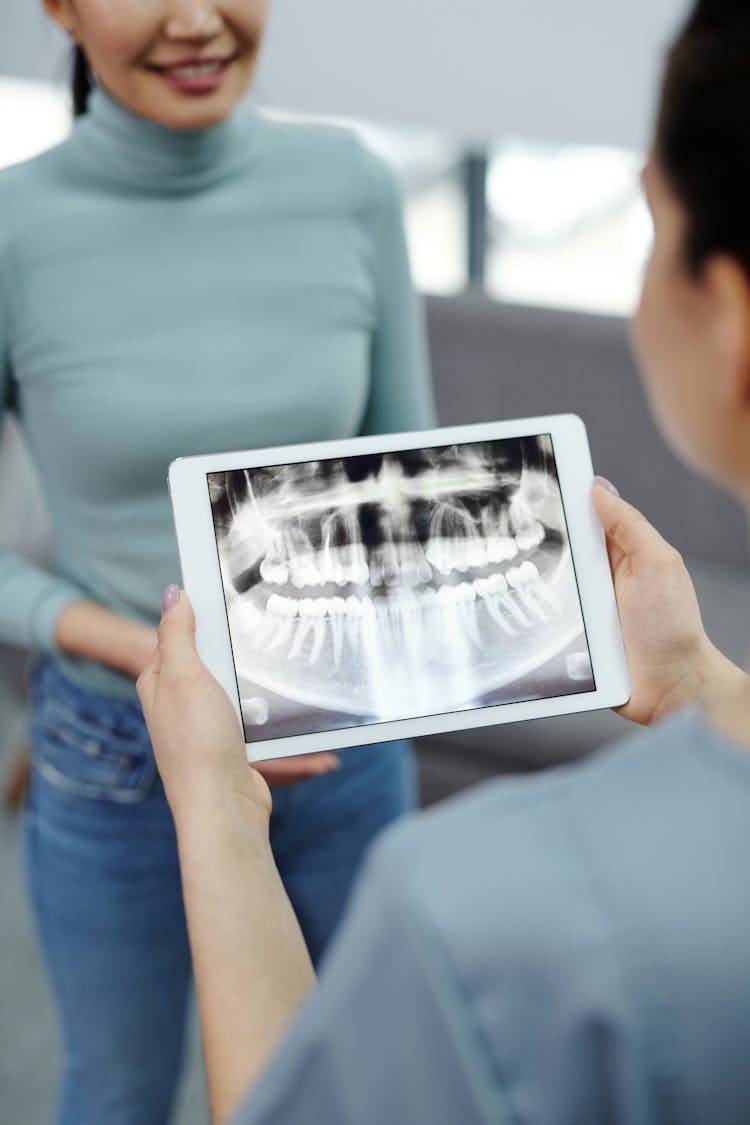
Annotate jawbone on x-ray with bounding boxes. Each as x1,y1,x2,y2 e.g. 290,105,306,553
208,436,593,738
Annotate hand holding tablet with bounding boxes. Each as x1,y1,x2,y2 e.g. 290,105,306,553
168,415,631,761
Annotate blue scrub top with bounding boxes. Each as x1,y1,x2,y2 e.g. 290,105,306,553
234,708,750,1124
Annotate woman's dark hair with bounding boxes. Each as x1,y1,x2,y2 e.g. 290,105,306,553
72,45,92,117
655,0,750,278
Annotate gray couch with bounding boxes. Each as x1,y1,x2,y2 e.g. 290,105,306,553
415,294,749,803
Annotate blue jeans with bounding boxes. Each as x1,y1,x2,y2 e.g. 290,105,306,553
24,659,415,1125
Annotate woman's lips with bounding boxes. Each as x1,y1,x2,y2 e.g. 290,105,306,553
147,56,236,94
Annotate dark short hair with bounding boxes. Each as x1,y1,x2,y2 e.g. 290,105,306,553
656,0,750,277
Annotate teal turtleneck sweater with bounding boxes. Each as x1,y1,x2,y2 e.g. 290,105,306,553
0,87,436,698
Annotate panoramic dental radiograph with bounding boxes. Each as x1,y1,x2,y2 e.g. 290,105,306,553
208,435,594,741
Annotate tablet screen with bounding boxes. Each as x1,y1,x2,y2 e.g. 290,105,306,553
207,434,595,742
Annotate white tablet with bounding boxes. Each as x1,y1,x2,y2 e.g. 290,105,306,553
168,415,629,761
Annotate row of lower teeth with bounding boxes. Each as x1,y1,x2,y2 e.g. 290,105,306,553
234,561,561,670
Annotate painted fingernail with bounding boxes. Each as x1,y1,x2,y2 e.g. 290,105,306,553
162,584,181,613
593,475,620,497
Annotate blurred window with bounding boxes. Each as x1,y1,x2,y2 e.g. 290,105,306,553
333,120,651,316
0,77,71,170
485,138,651,316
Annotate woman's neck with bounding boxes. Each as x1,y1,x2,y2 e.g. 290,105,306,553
72,82,253,192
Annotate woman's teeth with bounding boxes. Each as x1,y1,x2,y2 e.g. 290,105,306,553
164,61,225,78
257,524,545,591
246,560,561,669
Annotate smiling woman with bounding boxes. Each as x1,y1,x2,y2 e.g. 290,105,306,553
1,2,436,1122
45,0,269,127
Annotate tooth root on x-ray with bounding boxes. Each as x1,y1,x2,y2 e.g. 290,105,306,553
459,591,482,646
330,598,346,667
345,595,363,646
518,587,550,623
481,592,521,635
213,437,591,721
266,617,294,652
308,617,326,665
288,615,314,661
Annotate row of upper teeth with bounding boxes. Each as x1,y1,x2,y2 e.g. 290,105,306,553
264,560,549,618
259,524,545,590
167,61,223,77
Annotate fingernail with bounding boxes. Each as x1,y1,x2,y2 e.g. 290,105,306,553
593,475,620,497
162,584,181,613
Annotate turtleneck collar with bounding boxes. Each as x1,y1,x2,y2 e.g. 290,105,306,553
73,84,255,192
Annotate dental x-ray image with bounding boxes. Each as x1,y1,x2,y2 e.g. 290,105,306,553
208,435,595,742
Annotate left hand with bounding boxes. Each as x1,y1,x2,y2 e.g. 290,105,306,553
136,588,339,824
592,480,747,724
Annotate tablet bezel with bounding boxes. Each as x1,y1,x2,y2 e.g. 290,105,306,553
168,414,630,761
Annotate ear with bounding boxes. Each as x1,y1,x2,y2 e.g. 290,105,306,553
704,255,750,410
43,0,78,38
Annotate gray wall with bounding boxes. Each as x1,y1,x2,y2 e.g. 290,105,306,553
256,0,691,148
3,1,691,149
0,5,67,83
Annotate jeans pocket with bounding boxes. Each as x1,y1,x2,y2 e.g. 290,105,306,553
29,663,157,804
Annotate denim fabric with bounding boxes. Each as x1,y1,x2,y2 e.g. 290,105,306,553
24,659,416,1125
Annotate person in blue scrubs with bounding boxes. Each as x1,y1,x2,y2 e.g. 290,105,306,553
4,1,435,1121
139,1,750,1121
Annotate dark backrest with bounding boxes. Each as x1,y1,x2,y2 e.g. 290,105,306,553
425,294,747,571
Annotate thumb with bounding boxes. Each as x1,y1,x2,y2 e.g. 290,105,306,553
592,480,674,574
156,585,198,673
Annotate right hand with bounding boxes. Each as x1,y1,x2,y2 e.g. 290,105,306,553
137,588,340,823
592,480,746,724
137,589,271,824
56,599,157,679
58,595,339,787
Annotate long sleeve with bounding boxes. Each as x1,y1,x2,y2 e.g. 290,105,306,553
0,221,82,654
230,830,502,1125
359,156,438,437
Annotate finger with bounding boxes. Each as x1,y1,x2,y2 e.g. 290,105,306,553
255,752,340,786
592,483,628,572
156,586,198,673
592,482,676,572
258,752,339,777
